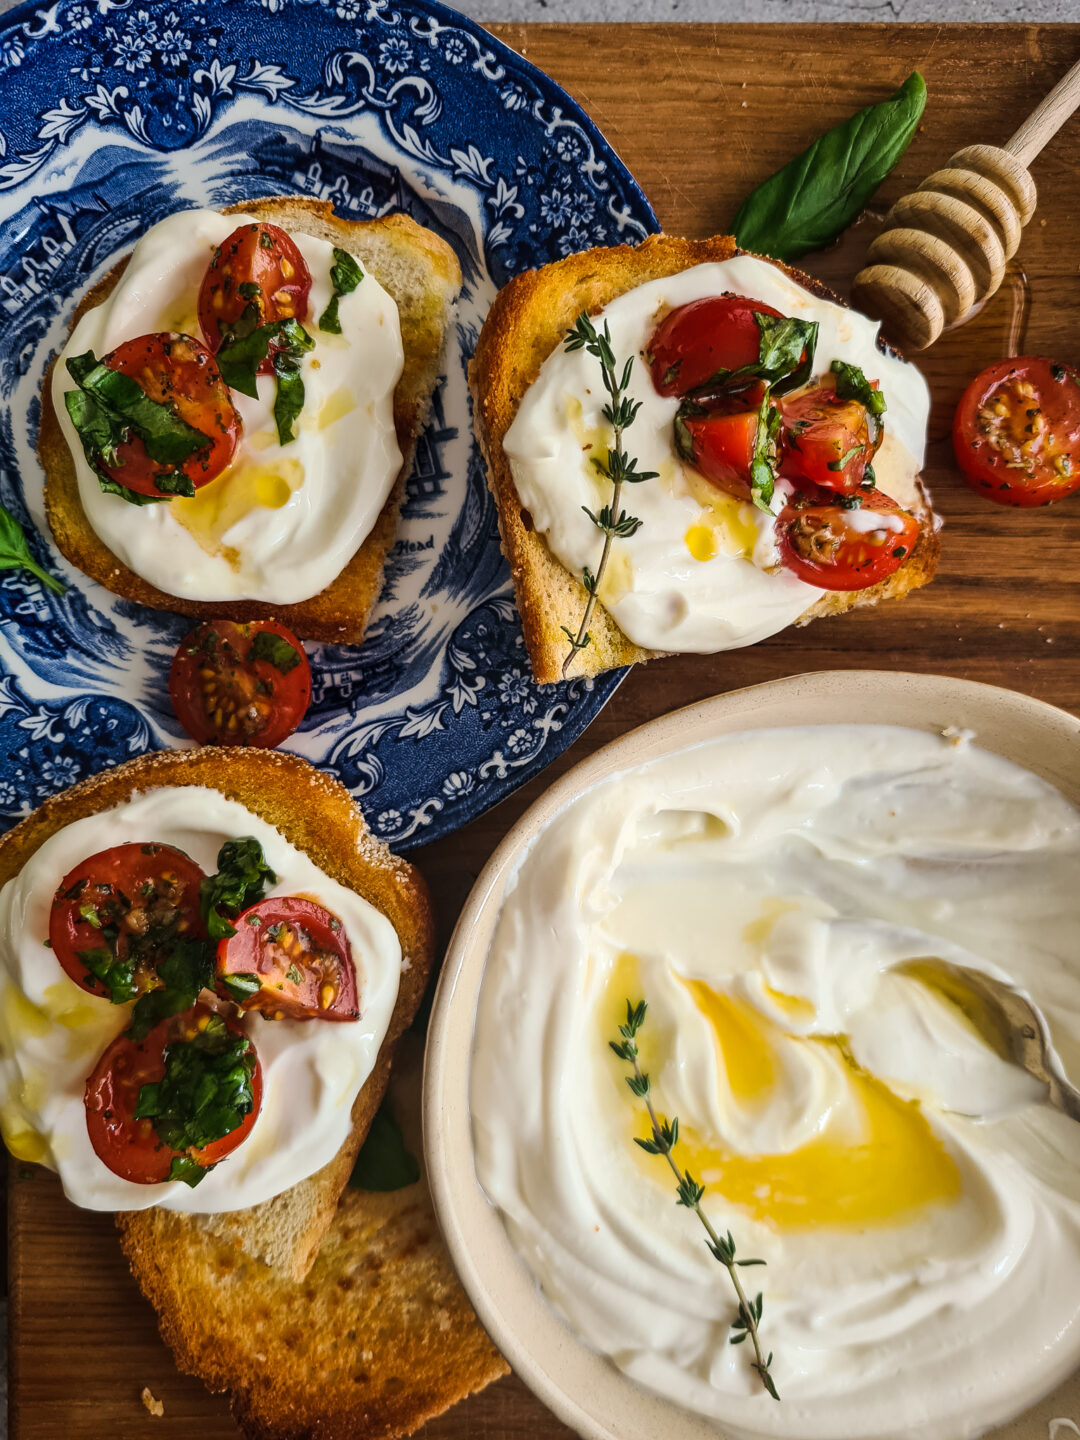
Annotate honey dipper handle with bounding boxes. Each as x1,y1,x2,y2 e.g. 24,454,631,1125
1005,54,1080,170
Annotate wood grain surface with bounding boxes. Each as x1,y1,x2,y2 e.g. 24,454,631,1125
10,22,1080,1440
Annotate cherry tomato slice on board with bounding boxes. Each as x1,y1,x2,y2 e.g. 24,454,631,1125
217,897,359,1022
84,1005,262,1185
778,490,920,592
953,356,1080,506
169,620,311,749
780,375,881,495
198,223,312,372
50,843,208,1001
648,296,786,398
97,333,241,497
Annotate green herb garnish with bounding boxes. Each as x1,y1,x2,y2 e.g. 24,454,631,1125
63,350,207,501
134,1012,257,1188
219,972,261,1004
215,315,314,445
732,71,927,261
77,947,137,1005
199,837,276,942
250,629,302,674
0,503,63,595
348,1100,420,1192
127,938,214,1042
610,999,779,1401
748,391,783,512
560,312,658,679
318,248,364,334
830,358,887,417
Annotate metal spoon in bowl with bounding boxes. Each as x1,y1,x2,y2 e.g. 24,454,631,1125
898,957,1080,1122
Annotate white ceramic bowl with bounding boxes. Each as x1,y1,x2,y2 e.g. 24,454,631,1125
423,670,1080,1440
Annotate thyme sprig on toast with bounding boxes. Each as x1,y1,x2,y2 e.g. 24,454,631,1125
560,313,657,679
610,998,780,1401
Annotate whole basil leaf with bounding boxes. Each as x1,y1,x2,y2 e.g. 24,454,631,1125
0,503,65,594
732,72,927,261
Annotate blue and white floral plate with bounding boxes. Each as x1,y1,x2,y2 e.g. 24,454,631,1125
0,0,657,850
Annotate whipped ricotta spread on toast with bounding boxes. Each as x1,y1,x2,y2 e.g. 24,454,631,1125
504,258,931,653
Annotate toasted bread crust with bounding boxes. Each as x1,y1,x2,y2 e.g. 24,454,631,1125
117,1037,509,1440
469,233,940,684
41,198,462,643
0,747,435,1280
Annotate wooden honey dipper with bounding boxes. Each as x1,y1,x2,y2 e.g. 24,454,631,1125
852,55,1080,350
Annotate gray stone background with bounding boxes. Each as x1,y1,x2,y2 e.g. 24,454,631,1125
0,0,1073,1429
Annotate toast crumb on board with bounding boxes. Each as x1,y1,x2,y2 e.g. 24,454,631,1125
40,197,462,643
120,1035,509,1440
469,232,940,684
0,745,435,1282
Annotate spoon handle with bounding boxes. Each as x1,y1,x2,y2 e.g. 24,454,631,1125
1006,54,1080,170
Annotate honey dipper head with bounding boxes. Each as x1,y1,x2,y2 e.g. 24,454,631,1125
852,143,1037,351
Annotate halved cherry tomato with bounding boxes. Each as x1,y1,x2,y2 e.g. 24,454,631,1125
217,897,359,1022
169,620,311,749
98,333,241,497
677,398,762,502
778,489,920,591
84,1005,262,1185
780,374,881,495
953,356,1080,506
50,843,208,1001
198,223,312,372
648,296,786,398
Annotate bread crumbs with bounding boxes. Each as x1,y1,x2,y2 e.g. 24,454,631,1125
141,1387,164,1418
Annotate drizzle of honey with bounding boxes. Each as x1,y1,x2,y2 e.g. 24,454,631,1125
0,1110,47,1164
173,457,304,558
601,951,962,1230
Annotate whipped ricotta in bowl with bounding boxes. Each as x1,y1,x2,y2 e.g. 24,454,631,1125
470,724,1080,1440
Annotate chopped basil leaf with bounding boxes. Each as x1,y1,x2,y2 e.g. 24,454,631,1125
134,1012,256,1158
77,947,137,1005
167,1154,211,1187
127,938,214,1041
830,358,887,417
149,470,196,499
238,281,261,300
318,247,364,334
348,1100,420,1192
272,347,306,444
732,71,927,261
95,473,169,507
65,351,208,467
827,444,866,472
215,317,314,444
78,902,102,929
0,503,65,595
220,972,261,1003
250,629,301,674
681,314,818,399
285,963,303,984
200,837,277,942
749,393,782,513
673,397,705,466
753,314,819,396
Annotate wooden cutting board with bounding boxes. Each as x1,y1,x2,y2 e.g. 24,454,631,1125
10,22,1080,1440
